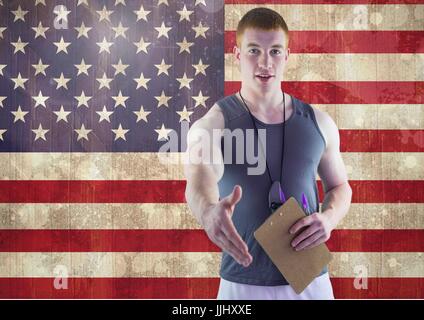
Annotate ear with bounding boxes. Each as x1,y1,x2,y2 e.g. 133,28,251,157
284,47,290,62
233,45,241,64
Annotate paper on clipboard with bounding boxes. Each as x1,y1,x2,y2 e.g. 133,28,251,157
254,197,333,294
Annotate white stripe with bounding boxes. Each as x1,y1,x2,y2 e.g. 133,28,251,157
225,4,424,31
225,54,424,82
1,252,422,278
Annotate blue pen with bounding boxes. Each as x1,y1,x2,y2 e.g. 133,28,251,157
301,192,309,213
279,185,286,203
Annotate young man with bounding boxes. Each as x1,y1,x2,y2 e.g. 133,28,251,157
184,8,352,299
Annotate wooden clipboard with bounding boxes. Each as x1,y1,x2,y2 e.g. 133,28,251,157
254,197,332,294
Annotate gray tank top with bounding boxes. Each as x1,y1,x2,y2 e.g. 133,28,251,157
216,93,328,286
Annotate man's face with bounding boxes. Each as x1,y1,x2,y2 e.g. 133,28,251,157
234,28,290,94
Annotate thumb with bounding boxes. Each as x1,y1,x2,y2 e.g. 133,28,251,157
224,185,242,208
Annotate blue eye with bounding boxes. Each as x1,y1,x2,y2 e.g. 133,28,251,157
248,48,259,54
271,49,281,55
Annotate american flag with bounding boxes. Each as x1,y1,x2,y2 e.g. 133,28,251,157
0,0,423,299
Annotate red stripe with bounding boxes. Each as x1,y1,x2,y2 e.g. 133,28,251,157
1,229,423,252
0,277,423,299
0,180,423,203
225,0,424,4
224,81,424,104
340,130,424,152
225,31,424,53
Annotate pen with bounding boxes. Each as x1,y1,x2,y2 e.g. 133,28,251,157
301,192,309,213
279,185,286,203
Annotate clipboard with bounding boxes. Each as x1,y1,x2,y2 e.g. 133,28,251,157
254,197,333,294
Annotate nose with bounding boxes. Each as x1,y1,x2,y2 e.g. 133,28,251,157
258,52,272,69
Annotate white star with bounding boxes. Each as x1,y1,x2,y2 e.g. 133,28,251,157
75,91,91,108
53,105,71,123
32,91,49,108
112,124,129,141
12,5,28,22
112,22,128,39
77,0,89,6
0,96,6,108
97,6,113,22
74,22,92,39
53,72,71,90
154,59,171,76
134,5,150,22
53,5,71,22
32,58,49,76
155,124,172,141
0,27,6,39
133,106,151,123
176,37,194,54
11,73,28,90
112,59,129,76
0,64,5,75
32,124,49,141
97,37,113,54
11,37,28,54
176,106,193,123
157,0,169,6
35,0,47,6
0,129,6,141
112,90,129,108
11,106,28,123
176,72,193,89
32,21,49,39
115,0,126,5
195,0,206,6
74,124,92,141
53,36,71,54
134,72,150,90
96,106,114,123
97,73,113,90
192,21,209,39
192,90,209,108
177,5,193,22
74,58,91,76
155,22,172,39
155,90,171,108
193,58,209,76
133,36,151,54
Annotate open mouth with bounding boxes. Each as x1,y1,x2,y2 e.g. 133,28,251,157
256,75,274,82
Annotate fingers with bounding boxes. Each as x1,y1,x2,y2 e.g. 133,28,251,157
215,231,251,267
289,214,315,235
224,185,242,209
220,215,251,261
291,224,320,248
294,232,325,251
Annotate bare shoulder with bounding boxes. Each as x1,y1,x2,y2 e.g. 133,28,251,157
190,103,224,131
311,106,339,150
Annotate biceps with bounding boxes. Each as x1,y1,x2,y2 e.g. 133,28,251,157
318,149,348,192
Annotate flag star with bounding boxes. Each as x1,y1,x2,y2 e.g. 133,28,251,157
74,58,91,76
112,90,129,108
0,129,6,141
192,21,209,39
32,59,49,76
11,106,29,123
53,105,71,123
74,21,92,39
53,36,71,54
35,0,47,6
134,36,151,54
32,91,49,108
0,96,6,108
97,6,113,22
154,59,171,76
176,37,194,54
11,73,28,90
192,90,209,108
53,72,71,90
32,124,49,141
176,72,193,89
112,59,129,76
155,124,172,141
112,124,129,141
96,106,114,123
0,64,5,75
177,5,193,22
157,0,169,6
12,5,28,22
0,27,6,39
97,73,113,90
195,0,206,6
75,91,91,108
155,22,172,39
176,106,193,123
77,0,89,6
134,5,150,22
112,22,128,39
133,106,151,123
11,37,28,54
97,37,113,54
192,58,209,76
155,90,172,108
74,124,92,141
134,72,150,90
32,21,49,39
115,0,126,5
54,5,71,22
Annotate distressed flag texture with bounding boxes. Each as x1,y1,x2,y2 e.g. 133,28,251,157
0,0,424,299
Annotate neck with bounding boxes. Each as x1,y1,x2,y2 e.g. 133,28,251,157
239,85,285,113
